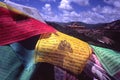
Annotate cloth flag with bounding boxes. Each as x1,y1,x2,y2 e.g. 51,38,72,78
4,0,45,23
91,45,120,80
35,31,92,74
0,2,56,45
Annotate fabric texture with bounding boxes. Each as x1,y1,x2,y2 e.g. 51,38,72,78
84,59,112,80
0,2,56,46
35,31,92,74
9,34,40,80
10,42,36,80
91,45,120,79
89,54,102,67
4,0,45,23
54,66,78,80
10,42,35,68
0,45,24,80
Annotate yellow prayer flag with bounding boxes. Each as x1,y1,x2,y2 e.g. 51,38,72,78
35,31,92,74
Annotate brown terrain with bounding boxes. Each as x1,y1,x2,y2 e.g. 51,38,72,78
46,20,120,51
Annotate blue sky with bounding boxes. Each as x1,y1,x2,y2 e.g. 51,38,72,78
1,0,120,24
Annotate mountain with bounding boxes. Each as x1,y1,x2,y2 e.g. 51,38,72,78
46,20,120,51
55,21,106,29
55,20,120,29
102,20,120,29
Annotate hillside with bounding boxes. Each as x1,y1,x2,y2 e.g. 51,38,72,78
46,20,120,51
55,20,120,29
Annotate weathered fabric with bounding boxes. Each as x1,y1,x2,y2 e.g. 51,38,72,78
0,2,56,46
35,31,92,74
91,45,120,80
4,0,45,23
84,60,112,80
0,45,24,80
54,66,78,80
10,42,35,80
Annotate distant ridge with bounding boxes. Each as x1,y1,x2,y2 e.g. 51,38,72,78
46,20,120,51
50,20,120,29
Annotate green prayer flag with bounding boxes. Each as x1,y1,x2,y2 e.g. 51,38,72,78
91,45,120,76
0,45,23,80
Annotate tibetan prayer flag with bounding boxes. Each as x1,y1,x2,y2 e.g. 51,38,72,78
91,45,120,76
0,2,56,45
35,31,92,74
4,0,45,23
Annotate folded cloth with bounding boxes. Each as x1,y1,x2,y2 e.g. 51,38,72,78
91,45,120,80
10,42,36,80
54,66,78,80
35,31,92,74
89,54,102,67
4,0,45,23
0,45,24,80
10,42,35,67
84,59,112,80
114,72,120,80
0,2,56,46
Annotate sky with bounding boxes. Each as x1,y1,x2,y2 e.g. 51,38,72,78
0,0,120,24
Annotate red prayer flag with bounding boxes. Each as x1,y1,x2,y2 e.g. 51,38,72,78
0,2,56,45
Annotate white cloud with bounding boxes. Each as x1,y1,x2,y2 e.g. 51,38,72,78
104,0,120,8
42,8,106,23
59,11,81,22
41,3,59,22
58,0,90,22
41,0,120,24
91,5,120,23
71,0,89,6
58,0,73,10
82,18,93,23
70,11,79,17
92,5,120,15
41,13,59,22
43,4,51,12
42,4,54,16
58,0,89,10
77,11,105,23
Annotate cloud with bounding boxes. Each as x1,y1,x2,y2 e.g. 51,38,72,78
58,11,81,22
58,0,73,10
104,0,120,8
41,0,120,24
42,7,106,23
92,5,120,16
58,0,90,22
58,0,89,10
91,5,120,23
42,4,54,16
57,4,120,24
42,5,120,24
41,3,60,22
71,0,89,6
41,13,59,22
43,4,51,12
57,8,106,23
